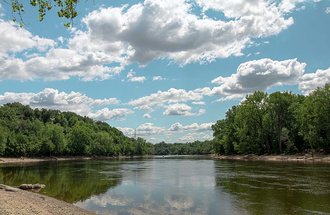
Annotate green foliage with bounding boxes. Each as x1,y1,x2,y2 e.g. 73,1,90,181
212,84,330,155
0,103,154,157
296,84,330,152
154,141,213,155
9,0,79,27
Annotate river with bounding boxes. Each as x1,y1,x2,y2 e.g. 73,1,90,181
0,157,329,215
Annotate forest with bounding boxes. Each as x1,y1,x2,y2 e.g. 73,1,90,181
153,141,213,155
212,84,330,155
0,84,329,157
0,103,154,157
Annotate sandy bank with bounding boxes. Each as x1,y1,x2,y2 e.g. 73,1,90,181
0,185,94,215
213,154,330,163
0,156,155,165
0,157,93,165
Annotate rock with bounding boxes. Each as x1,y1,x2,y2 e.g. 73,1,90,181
19,183,46,190
19,184,33,190
4,186,20,192
32,184,46,189
0,184,5,189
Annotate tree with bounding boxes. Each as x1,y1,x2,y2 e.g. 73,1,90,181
234,92,268,154
68,123,93,155
8,0,79,27
0,102,153,157
0,127,8,156
266,92,294,154
297,84,330,152
44,123,66,155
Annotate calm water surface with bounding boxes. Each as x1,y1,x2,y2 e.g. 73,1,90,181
0,157,330,215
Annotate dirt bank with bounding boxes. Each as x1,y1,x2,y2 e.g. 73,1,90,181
0,185,94,215
213,154,330,163
0,157,93,165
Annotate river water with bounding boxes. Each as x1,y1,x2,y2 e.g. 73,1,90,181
0,157,329,215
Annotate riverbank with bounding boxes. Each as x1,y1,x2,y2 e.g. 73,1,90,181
0,155,156,165
213,154,330,163
0,184,94,215
0,157,93,165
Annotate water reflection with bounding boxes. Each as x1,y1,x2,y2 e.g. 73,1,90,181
1,159,329,214
214,161,330,215
0,160,122,203
75,159,244,215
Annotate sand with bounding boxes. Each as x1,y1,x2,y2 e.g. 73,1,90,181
0,185,94,215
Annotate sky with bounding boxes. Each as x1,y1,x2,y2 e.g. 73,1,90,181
0,0,329,143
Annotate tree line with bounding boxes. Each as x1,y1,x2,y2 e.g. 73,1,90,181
0,103,154,157
153,141,213,155
1,84,329,158
212,84,330,155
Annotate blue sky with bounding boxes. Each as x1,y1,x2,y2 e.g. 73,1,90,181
0,0,329,143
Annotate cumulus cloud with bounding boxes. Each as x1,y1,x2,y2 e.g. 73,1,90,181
127,70,146,83
129,87,211,111
0,88,124,121
88,108,134,121
163,103,192,116
299,67,330,94
211,58,306,100
119,123,166,137
119,121,213,142
0,0,320,81
163,103,205,116
178,133,213,143
168,122,213,132
0,19,54,57
73,0,296,66
0,48,123,81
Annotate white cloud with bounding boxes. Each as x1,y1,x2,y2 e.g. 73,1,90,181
299,67,330,94
178,133,212,143
0,88,122,120
326,7,330,14
76,0,295,66
211,58,306,100
0,0,320,81
0,19,54,57
152,76,166,81
88,108,134,121
129,87,211,111
118,123,166,138
127,70,146,83
0,47,123,81
137,123,165,135
168,122,213,132
163,103,191,116
119,121,214,143
279,0,321,13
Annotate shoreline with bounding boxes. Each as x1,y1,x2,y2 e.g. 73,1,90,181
0,184,94,215
212,154,330,163
0,155,155,165
1,154,330,165
0,156,93,165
